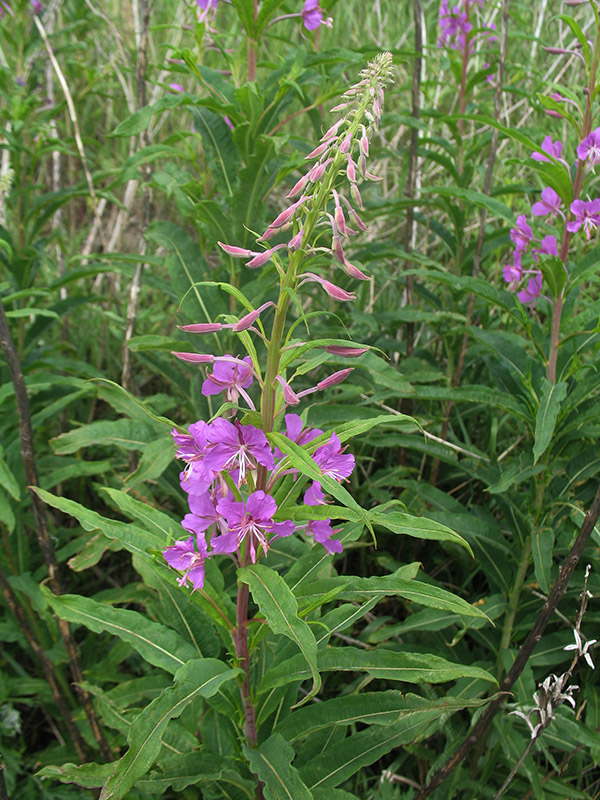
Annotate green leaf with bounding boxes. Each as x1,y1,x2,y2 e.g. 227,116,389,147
295,573,488,619
0,450,20,500
238,564,321,705
298,696,483,789
41,589,198,674
420,185,515,223
260,645,495,693
539,255,568,298
100,659,241,800
51,419,159,455
533,379,567,463
369,509,473,554
37,762,113,789
532,528,554,594
245,733,313,800
135,754,253,795
275,691,488,743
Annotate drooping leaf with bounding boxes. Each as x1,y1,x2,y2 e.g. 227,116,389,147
238,564,321,704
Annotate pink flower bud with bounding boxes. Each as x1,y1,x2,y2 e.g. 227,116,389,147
305,142,330,160
316,368,354,390
346,205,368,232
359,125,369,157
218,242,255,258
309,158,333,182
178,323,223,333
325,346,369,357
276,375,300,405
288,229,304,250
329,103,347,113
246,244,287,269
172,352,215,363
286,174,309,198
359,153,367,178
233,301,275,332
321,119,344,141
350,183,363,209
346,155,357,183
339,132,352,154
300,272,356,302
267,196,307,231
342,260,370,281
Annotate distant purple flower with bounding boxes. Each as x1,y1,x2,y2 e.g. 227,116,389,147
313,433,355,481
438,0,471,49
532,234,558,261
212,491,294,563
31,0,43,13
307,519,343,554
196,0,218,8
163,533,208,590
577,128,600,165
206,419,274,482
567,198,600,239
531,187,562,220
202,355,254,405
169,83,185,93
510,215,533,252
502,251,522,287
224,115,234,130
302,0,324,30
517,273,543,306
532,136,563,163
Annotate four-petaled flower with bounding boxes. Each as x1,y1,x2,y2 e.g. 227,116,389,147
532,136,563,163
202,355,254,405
302,0,328,30
532,187,562,220
517,273,543,305
510,214,533,251
206,419,274,483
212,491,295,563
567,198,600,240
577,127,600,165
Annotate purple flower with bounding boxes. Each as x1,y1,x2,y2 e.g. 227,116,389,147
302,0,325,30
577,128,600,165
531,187,562,220
182,491,224,535
532,234,558,261
313,433,355,481
202,355,254,405
163,533,208,590
205,419,274,482
517,273,543,306
169,83,185,93
212,491,295,563
307,519,343,554
510,215,533,252
196,0,218,8
304,481,325,506
31,0,43,13
567,198,600,239
532,136,563,163
173,422,213,490
502,251,522,287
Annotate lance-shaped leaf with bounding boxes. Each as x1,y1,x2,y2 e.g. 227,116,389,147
41,589,198,674
134,753,254,796
369,509,472,554
534,379,567,463
238,564,321,705
260,645,495,694
244,733,314,800
100,659,241,800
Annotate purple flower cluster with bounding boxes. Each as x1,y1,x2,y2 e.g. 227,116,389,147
437,0,496,52
504,128,600,305
162,413,354,589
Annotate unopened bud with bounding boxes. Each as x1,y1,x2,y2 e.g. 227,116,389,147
178,323,223,333
276,375,300,405
246,244,286,269
316,368,354,390
172,352,215,363
300,272,356,302
286,174,309,199
288,229,304,250
339,132,352,154
325,346,369,357
305,142,330,160
218,242,255,258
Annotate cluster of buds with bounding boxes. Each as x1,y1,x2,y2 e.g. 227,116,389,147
437,0,496,52
163,409,354,589
219,52,394,304
503,130,600,306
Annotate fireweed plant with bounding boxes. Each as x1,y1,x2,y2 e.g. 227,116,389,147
163,54,399,749
33,53,502,800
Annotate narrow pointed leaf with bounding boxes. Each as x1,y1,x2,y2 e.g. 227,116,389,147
100,659,241,799
244,733,313,800
238,564,321,704
534,379,567,463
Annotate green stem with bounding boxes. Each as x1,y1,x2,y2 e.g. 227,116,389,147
496,535,532,676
